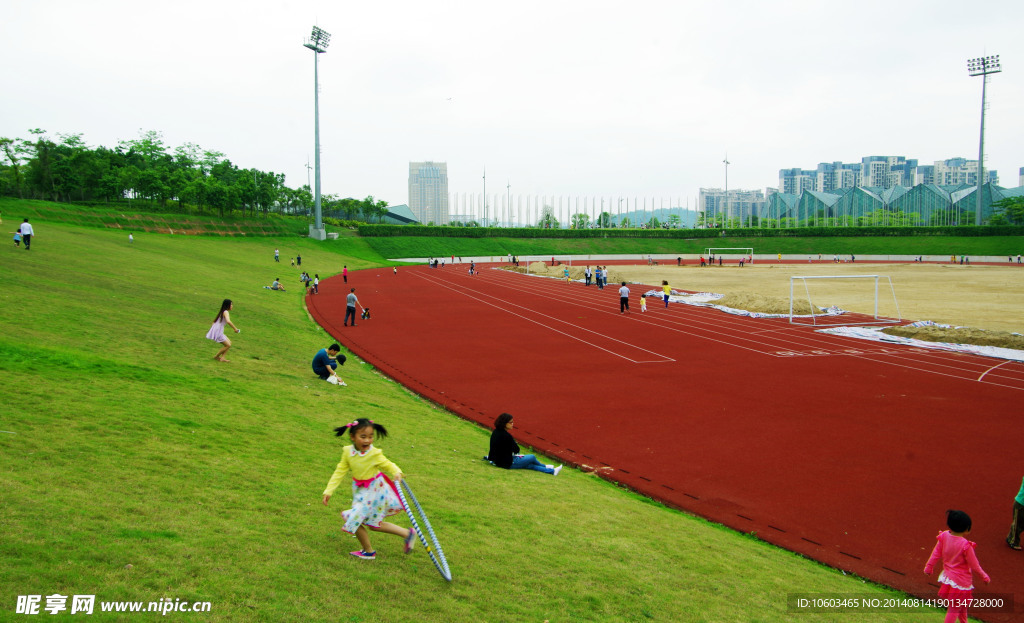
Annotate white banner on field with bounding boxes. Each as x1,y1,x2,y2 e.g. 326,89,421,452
815,322,1024,362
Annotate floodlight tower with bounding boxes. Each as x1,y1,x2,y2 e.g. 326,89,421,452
304,26,331,240
723,155,731,225
967,54,1001,226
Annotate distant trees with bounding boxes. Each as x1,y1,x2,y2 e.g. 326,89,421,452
990,197,1024,226
537,206,559,229
570,212,590,229
0,128,387,223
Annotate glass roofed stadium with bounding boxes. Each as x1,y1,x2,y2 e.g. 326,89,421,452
761,182,1024,227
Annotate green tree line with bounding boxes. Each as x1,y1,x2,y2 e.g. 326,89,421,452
0,129,388,221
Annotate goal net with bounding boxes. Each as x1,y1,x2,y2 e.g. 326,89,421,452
789,275,902,326
705,247,753,257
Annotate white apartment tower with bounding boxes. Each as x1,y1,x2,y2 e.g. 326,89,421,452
408,162,449,225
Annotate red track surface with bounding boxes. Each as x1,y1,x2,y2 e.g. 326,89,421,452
308,262,1023,621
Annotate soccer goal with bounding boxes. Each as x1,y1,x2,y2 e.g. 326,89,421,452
704,247,753,263
789,275,902,326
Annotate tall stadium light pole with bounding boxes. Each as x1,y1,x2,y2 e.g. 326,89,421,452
723,155,730,226
304,26,331,240
967,55,1000,226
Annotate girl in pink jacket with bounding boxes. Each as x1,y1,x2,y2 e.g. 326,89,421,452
923,509,990,623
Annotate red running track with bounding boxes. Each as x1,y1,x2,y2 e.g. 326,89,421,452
308,262,1023,621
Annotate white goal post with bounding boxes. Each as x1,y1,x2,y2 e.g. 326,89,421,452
704,247,753,257
789,274,902,326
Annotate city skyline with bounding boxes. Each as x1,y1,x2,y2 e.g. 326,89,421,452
2,1,1022,210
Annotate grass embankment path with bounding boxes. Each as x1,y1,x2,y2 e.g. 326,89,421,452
1,217,945,621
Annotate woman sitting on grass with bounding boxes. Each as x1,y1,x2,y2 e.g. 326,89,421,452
487,413,561,476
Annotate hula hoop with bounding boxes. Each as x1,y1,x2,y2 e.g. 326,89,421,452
396,480,452,581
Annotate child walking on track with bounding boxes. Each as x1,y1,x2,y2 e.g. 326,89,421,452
923,509,990,623
322,419,416,560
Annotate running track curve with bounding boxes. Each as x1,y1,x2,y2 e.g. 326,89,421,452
308,262,1023,621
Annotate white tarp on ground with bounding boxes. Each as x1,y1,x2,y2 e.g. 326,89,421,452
642,290,844,320
815,321,1024,363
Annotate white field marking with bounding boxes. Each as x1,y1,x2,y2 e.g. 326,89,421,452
491,268,908,357
486,269,939,359
500,273,1024,369
851,353,1024,392
476,268,792,356
410,271,675,363
486,269,1024,387
978,360,1013,382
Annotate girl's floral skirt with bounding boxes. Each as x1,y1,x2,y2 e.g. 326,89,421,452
341,474,404,534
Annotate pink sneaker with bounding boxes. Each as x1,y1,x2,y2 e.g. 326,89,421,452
404,529,417,554
349,550,376,560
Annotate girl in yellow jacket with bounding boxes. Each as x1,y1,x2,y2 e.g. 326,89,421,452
322,418,416,560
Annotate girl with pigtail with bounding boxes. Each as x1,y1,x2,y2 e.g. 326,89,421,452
322,418,416,560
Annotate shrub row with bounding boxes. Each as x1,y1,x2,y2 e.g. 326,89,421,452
357,224,1024,239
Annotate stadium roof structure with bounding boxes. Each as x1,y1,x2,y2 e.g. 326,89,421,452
762,182,1021,226
382,204,419,225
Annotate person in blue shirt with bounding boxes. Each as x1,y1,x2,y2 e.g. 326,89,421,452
313,344,347,386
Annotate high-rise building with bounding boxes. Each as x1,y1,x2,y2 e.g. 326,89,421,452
778,168,817,195
1019,167,1023,187
700,188,766,223
408,162,449,225
781,155,995,193
929,157,998,186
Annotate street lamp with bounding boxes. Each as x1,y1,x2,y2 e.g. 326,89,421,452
304,26,331,240
967,54,1001,226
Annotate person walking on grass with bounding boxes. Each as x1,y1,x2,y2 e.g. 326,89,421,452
618,282,630,313
19,219,34,250
322,419,416,560
486,413,561,476
205,299,240,362
923,510,990,623
344,288,363,327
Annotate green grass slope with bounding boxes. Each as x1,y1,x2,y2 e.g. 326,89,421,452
1,219,940,621
364,235,1024,260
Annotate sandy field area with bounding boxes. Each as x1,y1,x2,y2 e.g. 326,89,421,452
523,261,1024,336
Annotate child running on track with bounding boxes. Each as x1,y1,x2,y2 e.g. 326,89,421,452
923,509,990,623
322,418,416,560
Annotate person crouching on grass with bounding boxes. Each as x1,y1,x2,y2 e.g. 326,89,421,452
312,344,347,387
322,419,416,560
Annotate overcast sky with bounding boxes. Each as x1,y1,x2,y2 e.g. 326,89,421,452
3,0,1022,209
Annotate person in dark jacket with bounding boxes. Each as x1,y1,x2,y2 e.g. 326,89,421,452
487,413,561,476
